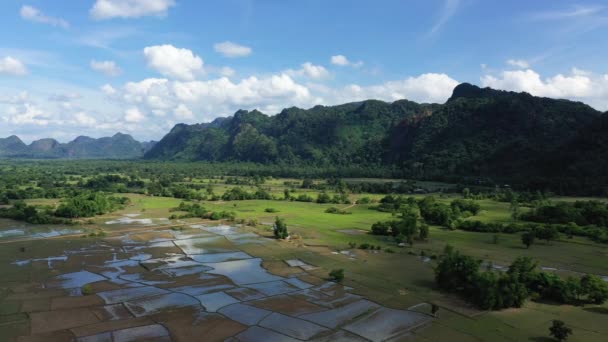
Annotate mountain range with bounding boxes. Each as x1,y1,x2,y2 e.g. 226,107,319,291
2,83,607,193
0,133,155,159
144,83,607,193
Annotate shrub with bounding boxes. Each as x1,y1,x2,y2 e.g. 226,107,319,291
265,208,279,213
329,269,344,282
81,284,94,296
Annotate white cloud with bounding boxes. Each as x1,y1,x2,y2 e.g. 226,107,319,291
74,112,97,126
0,56,28,76
481,68,608,109
124,107,145,122
90,60,122,77
214,41,252,58
174,104,194,120
506,59,530,69
49,92,81,102
143,45,203,81
5,103,50,126
286,62,330,79
324,73,459,104
330,55,363,68
101,84,117,96
20,5,69,29
219,66,236,78
90,0,175,20
529,5,605,21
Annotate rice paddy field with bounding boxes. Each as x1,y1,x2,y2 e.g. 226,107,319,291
0,176,607,341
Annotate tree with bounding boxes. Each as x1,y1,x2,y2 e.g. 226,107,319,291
580,274,608,304
549,320,572,341
273,217,289,239
510,199,520,220
329,269,344,282
419,224,430,240
521,231,535,248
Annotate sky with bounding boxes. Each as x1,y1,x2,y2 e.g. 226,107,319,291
1,0,608,143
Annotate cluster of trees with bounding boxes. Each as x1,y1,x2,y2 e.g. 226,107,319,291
457,220,608,244
0,191,128,223
325,207,351,215
522,200,608,227
55,192,130,218
435,246,608,310
370,203,429,245
170,202,236,221
0,201,68,224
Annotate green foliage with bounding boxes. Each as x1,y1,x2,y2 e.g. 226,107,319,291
436,248,608,310
55,192,129,218
549,320,572,341
329,269,345,282
273,217,288,239
264,208,279,213
81,284,94,296
521,231,535,248
325,207,351,215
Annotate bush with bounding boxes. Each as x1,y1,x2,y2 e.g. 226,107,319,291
265,208,279,213
329,269,344,282
81,284,94,296
273,217,288,239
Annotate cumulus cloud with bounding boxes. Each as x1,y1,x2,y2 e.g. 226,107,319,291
74,112,97,126
91,0,175,20
286,62,330,79
90,60,122,76
323,73,460,104
0,56,28,76
143,45,203,81
214,41,252,58
218,66,236,78
481,68,608,110
5,103,50,126
101,84,117,96
124,107,145,122
20,5,69,29
174,104,194,120
330,55,363,68
506,59,530,69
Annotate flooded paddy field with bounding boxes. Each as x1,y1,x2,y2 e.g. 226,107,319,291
0,218,432,342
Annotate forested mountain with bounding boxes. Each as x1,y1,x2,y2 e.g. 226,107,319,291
0,133,155,159
145,83,605,192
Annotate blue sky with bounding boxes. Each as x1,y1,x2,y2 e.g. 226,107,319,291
1,0,607,142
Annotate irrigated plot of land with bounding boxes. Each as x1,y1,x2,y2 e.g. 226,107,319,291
0,221,432,341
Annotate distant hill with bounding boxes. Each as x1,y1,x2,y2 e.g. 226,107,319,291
0,133,155,159
145,83,605,193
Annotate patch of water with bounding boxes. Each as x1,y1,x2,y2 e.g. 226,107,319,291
202,225,240,236
105,217,154,225
259,312,329,340
124,293,201,317
246,280,299,296
202,258,284,285
48,270,107,289
171,283,235,296
112,324,170,341
196,291,240,312
0,229,25,238
230,326,300,342
342,307,431,341
189,251,252,263
160,265,213,277
173,236,226,254
13,255,68,269
219,303,272,326
299,299,381,329
97,286,169,304
284,277,313,290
